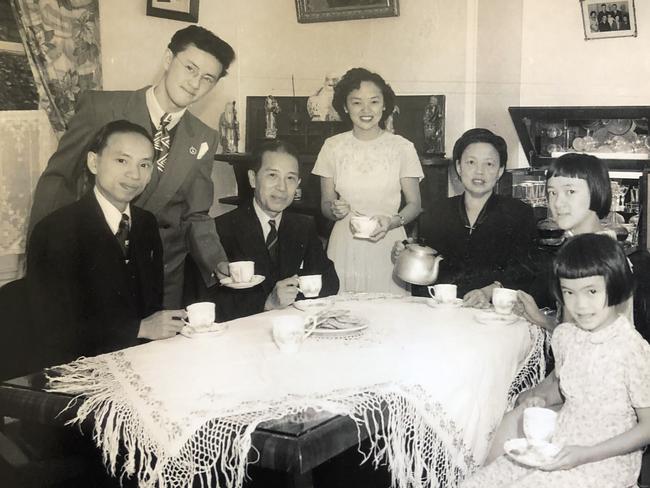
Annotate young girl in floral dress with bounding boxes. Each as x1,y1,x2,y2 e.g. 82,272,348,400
463,233,650,487
312,68,423,294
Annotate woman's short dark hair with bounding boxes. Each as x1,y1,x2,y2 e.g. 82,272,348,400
332,68,396,128
251,139,300,173
87,120,153,155
545,153,611,219
550,233,633,307
452,128,508,168
168,26,235,78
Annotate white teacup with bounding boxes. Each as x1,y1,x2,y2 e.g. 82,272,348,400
229,261,254,283
350,215,377,239
427,284,457,303
271,315,316,354
298,274,322,298
492,287,518,315
186,302,215,327
523,407,557,443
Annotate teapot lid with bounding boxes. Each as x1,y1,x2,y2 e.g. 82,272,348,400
406,243,437,255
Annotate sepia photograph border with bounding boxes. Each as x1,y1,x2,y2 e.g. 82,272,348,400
146,0,199,23
580,0,637,40
295,0,399,24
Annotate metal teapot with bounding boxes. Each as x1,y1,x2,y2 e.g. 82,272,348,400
394,242,443,285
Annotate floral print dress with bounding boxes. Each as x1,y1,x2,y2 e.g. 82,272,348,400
461,315,650,488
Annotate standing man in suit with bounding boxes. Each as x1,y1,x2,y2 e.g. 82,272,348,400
214,140,339,321
28,26,236,309
27,120,184,368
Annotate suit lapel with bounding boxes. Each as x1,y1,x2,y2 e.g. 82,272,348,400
140,114,198,216
80,194,132,303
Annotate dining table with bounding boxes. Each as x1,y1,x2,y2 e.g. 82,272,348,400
0,293,545,488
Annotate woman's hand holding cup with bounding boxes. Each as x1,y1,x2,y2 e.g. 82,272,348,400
368,215,392,242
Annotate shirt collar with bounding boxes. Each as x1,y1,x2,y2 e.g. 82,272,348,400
94,187,131,235
252,198,282,239
146,86,185,130
458,192,497,233
573,314,632,345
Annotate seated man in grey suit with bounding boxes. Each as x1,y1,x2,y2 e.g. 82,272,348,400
27,120,183,367
214,140,339,321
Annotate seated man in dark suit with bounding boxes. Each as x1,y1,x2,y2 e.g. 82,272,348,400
27,120,184,368
214,140,339,321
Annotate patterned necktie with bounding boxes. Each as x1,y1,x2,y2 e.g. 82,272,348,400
266,219,278,264
115,213,130,259
154,113,173,172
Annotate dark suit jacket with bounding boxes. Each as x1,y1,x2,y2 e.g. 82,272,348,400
214,202,339,321
416,193,538,297
26,192,163,367
28,87,226,308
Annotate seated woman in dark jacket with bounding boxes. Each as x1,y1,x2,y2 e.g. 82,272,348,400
399,128,538,303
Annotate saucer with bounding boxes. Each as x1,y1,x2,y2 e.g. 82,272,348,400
293,297,334,312
220,275,265,289
180,322,228,338
504,438,561,467
474,309,519,325
427,298,464,309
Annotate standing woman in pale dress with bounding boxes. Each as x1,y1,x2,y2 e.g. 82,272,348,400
312,68,423,294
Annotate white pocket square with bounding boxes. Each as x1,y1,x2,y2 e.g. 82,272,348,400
197,142,209,159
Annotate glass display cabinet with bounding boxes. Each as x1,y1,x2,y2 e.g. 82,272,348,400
509,106,650,251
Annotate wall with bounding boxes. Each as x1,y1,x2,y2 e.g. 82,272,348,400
517,0,650,164
99,0,483,213
100,0,475,152
475,0,523,168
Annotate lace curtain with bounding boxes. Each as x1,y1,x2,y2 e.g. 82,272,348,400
10,0,102,133
0,110,57,282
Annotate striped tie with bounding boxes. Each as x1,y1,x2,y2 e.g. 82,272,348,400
266,219,278,264
154,113,173,172
115,213,130,259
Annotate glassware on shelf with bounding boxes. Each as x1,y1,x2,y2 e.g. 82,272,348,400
546,126,562,138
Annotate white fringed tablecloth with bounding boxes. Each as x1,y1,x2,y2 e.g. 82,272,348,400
47,294,545,488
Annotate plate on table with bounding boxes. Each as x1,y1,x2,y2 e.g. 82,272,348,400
504,438,561,468
180,322,228,338
427,298,464,309
220,275,265,289
293,297,334,313
312,320,369,336
311,312,368,336
474,309,520,326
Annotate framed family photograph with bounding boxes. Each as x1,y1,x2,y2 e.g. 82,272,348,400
295,0,399,24
580,0,637,40
146,0,199,23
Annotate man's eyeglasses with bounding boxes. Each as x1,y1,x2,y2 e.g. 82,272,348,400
174,55,219,87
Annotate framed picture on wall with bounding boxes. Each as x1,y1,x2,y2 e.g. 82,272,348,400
146,0,199,23
295,0,399,24
580,0,637,40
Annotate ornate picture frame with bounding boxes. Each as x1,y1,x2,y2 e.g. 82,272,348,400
146,0,199,23
580,0,637,40
295,0,399,24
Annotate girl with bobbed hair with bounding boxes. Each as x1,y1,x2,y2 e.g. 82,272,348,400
463,233,650,488
312,67,423,294
518,153,618,330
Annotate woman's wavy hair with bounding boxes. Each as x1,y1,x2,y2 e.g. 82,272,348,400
332,67,395,128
